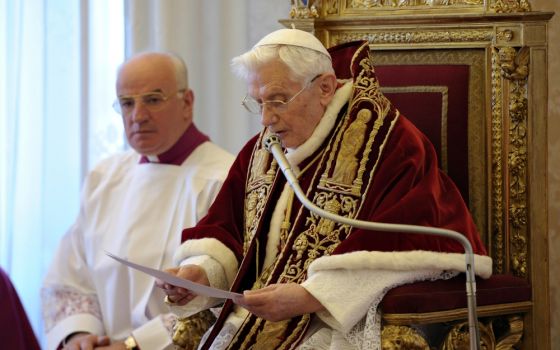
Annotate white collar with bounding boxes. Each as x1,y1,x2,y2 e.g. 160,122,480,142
285,80,353,169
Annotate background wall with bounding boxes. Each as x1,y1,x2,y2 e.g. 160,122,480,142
531,0,560,346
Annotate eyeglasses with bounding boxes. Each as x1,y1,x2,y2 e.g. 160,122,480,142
242,75,321,115
112,90,185,115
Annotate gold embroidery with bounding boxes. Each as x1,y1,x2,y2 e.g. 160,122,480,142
244,132,278,255
331,108,372,185
254,319,290,350
233,42,400,350
249,147,270,182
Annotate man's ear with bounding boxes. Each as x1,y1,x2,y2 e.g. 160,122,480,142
318,73,338,107
182,89,194,121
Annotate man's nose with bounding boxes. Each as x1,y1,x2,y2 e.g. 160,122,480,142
260,105,277,127
130,102,149,123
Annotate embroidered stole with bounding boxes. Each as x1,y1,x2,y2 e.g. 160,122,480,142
212,42,400,350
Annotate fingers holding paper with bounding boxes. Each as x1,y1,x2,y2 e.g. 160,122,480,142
156,264,210,305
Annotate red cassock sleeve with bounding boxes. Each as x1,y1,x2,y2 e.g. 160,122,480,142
0,268,41,350
335,116,487,256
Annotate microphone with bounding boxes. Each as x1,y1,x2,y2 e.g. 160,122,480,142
263,133,481,350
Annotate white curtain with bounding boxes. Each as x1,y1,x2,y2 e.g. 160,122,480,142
1,0,290,346
0,0,125,344
124,0,290,153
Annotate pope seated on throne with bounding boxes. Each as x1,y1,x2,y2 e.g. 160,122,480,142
159,28,491,350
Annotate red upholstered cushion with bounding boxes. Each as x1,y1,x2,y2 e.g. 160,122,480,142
381,274,531,314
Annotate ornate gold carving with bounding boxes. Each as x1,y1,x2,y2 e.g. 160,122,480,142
381,325,429,350
495,316,524,349
438,315,524,349
290,0,319,18
498,46,529,277
498,47,529,80
492,0,531,13
441,321,495,349
325,0,339,14
172,310,216,350
497,29,514,42
331,29,493,46
348,0,483,8
491,47,505,274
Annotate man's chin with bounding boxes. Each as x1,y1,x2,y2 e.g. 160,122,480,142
130,142,159,156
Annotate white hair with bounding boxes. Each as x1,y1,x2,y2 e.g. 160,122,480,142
166,53,189,90
231,45,334,85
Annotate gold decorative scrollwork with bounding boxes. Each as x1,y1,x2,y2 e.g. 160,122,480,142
381,325,430,350
348,0,483,8
325,0,339,14
439,315,524,349
492,0,531,13
497,46,529,277
331,29,494,46
490,48,505,274
441,321,495,349
290,0,319,18
495,316,524,349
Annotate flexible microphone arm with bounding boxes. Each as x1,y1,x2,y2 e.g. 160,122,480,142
263,134,481,350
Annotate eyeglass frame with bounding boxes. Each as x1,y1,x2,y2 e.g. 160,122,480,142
241,74,322,115
112,89,186,115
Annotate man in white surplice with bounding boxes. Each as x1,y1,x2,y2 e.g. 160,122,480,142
41,52,234,350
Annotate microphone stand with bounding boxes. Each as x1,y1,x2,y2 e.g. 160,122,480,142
263,134,481,350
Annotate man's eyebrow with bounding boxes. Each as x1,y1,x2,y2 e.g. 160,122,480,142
117,88,165,98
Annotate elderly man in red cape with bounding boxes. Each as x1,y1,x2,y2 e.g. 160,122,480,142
159,29,491,350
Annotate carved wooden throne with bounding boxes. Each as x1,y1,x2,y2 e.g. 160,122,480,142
281,1,552,348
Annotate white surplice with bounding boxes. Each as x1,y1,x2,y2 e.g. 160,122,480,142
42,142,233,350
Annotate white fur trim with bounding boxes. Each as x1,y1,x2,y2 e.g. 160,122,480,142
173,238,239,286
308,250,493,279
286,81,353,167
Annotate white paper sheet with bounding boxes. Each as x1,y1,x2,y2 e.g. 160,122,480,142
106,251,242,299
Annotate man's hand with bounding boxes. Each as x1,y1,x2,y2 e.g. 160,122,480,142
62,333,109,350
155,264,210,306
233,283,325,322
93,342,126,349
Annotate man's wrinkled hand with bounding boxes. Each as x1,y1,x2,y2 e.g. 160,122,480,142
233,283,325,322
93,341,126,349
62,333,109,350
155,264,210,306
